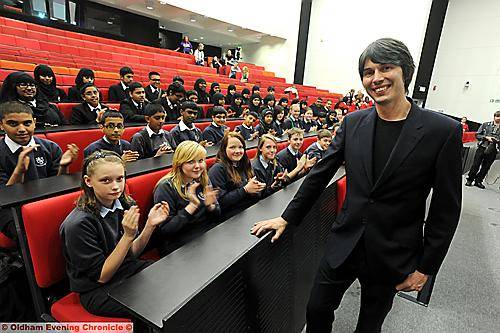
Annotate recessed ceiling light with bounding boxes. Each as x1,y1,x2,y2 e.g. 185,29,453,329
146,5,153,10
107,21,113,25
194,38,198,41
200,37,204,40
227,27,234,32
190,18,196,22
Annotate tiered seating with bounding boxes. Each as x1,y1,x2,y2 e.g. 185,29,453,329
0,16,343,104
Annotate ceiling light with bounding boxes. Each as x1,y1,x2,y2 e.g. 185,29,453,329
200,37,204,40
227,27,234,32
145,0,154,10
107,21,113,25
190,18,196,22
194,38,198,41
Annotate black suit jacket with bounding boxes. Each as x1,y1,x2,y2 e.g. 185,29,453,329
70,103,109,125
119,99,147,123
282,100,463,283
108,83,128,102
145,85,163,103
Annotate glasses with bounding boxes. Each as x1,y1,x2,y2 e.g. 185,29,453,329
214,115,226,119
186,111,198,116
151,78,161,82
104,123,124,129
17,83,36,89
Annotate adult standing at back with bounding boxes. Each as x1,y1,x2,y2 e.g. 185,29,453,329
252,38,463,333
175,36,193,54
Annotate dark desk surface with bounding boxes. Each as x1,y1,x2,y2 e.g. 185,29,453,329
0,132,316,208
109,169,345,328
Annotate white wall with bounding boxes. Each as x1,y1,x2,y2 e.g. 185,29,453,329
303,0,432,95
425,0,500,122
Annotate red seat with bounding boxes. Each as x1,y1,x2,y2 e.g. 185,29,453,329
0,232,15,248
57,103,79,121
225,120,241,131
336,176,347,213
246,148,257,160
122,126,143,142
301,136,316,153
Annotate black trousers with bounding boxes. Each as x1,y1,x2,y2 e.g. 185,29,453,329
467,145,497,183
306,241,399,333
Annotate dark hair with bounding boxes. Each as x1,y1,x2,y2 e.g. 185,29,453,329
227,84,236,92
212,93,225,106
148,71,160,79
186,90,198,98
34,64,56,86
358,38,415,91
0,72,36,102
127,82,143,93
263,94,275,104
75,68,95,88
172,75,184,85
278,97,288,105
252,85,260,93
209,82,220,97
267,86,275,92
216,132,253,185
144,103,165,117
180,101,198,111
211,106,227,117
318,112,326,118
241,88,250,96
0,101,34,119
194,78,207,91
119,66,134,77
495,111,500,117
290,98,300,105
167,82,186,96
100,110,123,124
246,111,259,119
79,82,98,95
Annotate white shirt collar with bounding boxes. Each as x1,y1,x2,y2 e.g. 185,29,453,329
179,120,195,131
132,99,141,108
120,81,128,91
212,122,220,128
99,199,123,218
87,103,101,113
242,123,253,130
4,135,36,153
103,135,121,146
150,85,159,93
316,142,325,151
288,146,300,156
259,155,269,169
146,125,164,137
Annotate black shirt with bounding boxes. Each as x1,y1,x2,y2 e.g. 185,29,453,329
373,115,405,182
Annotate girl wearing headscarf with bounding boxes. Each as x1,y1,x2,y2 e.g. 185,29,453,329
228,93,243,118
241,88,250,105
208,82,221,101
0,72,65,126
67,68,97,102
194,78,210,104
248,93,261,114
278,97,289,116
251,85,261,97
33,65,67,102
206,93,225,118
225,84,236,105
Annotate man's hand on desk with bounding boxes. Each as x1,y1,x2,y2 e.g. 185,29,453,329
251,217,288,243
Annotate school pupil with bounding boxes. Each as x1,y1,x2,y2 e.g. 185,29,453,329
273,106,285,137
170,101,212,147
251,85,261,96
154,82,186,121
209,132,265,218
70,83,109,125
67,68,97,102
301,108,318,132
225,84,237,105
228,61,241,79
185,90,204,119
119,82,148,123
256,109,279,137
278,97,289,116
316,112,328,129
0,101,79,186
0,72,65,127
202,106,228,145
206,93,225,118
208,82,221,101
261,94,276,115
33,64,67,102
130,104,176,159
145,71,163,103
193,78,210,104
60,151,169,317
251,134,289,197
83,110,139,162
241,88,250,105
153,141,220,256
282,103,303,131
304,129,333,161
108,67,134,102
235,111,259,141
228,93,243,117
326,110,339,129
277,127,317,179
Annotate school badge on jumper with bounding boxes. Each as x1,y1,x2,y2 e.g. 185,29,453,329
35,156,46,167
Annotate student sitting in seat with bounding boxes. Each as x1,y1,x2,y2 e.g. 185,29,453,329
0,72,65,127
185,90,204,119
278,97,289,116
108,67,134,102
194,78,210,104
251,134,289,197
228,93,243,118
172,75,184,86
119,82,148,123
235,111,259,141
154,82,185,121
0,101,78,239
248,93,262,115
68,68,97,102
241,88,250,105
256,109,279,137
225,84,236,105
316,112,328,130
145,71,163,103
84,111,139,162
273,106,286,137
202,106,228,145
208,82,221,102
70,83,110,125
228,61,241,79
206,93,225,118
260,94,276,116
194,43,205,66
304,129,333,161
153,141,220,256
282,103,303,131
276,127,316,179
209,132,265,217
251,85,261,97
33,64,67,102
301,108,318,133
170,101,211,147
130,104,176,159
60,151,169,317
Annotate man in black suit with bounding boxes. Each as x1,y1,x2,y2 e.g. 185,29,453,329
145,71,163,102
108,66,134,102
252,38,463,333
119,82,148,123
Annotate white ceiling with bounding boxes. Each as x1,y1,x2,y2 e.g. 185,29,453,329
91,0,284,47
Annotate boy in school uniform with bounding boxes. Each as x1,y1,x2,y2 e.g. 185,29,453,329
108,67,134,102
154,82,186,121
276,127,316,175
130,104,177,159
84,111,139,162
304,129,333,161
202,106,228,145
235,111,259,140
170,101,212,147
0,101,78,238
119,82,148,123
145,71,163,102
282,103,303,131
70,83,109,125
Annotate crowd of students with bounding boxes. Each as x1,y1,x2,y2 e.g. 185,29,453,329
0,61,354,319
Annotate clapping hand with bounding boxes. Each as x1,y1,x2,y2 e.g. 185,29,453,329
146,201,169,227
15,145,40,174
122,206,140,240
244,176,266,194
204,185,219,207
186,181,201,206
60,143,79,167
200,140,213,147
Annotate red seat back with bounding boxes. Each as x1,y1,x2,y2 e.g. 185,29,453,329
21,191,81,288
57,103,78,121
225,120,241,131
122,126,143,142
301,136,316,153
246,148,257,160
336,176,347,213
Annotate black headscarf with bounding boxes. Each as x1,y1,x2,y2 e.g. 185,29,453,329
259,108,275,133
248,93,261,113
75,68,95,90
34,64,64,102
0,72,37,102
241,88,250,105
209,82,220,100
194,78,209,104
211,93,225,106
251,85,260,95
263,94,275,107
229,92,243,117
225,84,236,105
